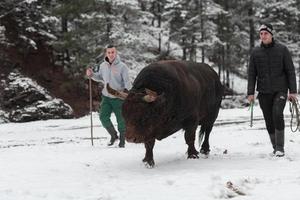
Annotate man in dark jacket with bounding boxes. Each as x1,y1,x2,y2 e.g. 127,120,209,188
247,23,297,157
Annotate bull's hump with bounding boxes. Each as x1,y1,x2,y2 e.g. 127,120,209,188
156,60,185,66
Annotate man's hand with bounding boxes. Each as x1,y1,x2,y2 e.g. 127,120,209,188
288,93,298,102
247,95,255,103
86,68,93,77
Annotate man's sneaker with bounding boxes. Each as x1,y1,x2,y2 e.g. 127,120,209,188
275,151,285,157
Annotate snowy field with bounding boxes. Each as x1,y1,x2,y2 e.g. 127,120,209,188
1,106,300,200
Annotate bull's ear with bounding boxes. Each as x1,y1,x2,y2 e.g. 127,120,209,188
145,88,157,96
143,88,158,103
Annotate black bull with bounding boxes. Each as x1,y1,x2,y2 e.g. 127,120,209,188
108,60,223,167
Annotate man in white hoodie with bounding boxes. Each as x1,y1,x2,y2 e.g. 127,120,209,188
86,45,131,147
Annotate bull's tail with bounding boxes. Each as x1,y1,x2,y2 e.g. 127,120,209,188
198,129,205,148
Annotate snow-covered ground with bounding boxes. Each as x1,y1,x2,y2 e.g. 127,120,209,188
1,106,300,200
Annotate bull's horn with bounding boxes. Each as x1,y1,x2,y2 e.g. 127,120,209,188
107,83,128,100
143,88,157,102
118,91,128,99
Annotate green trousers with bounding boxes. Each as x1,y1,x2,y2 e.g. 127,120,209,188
99,96,125,133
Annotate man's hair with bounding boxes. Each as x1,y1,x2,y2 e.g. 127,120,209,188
105,44,116,49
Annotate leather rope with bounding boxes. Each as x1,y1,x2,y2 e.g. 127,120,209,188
289,99,300,132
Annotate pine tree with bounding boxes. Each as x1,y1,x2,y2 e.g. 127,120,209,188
0,0,57,69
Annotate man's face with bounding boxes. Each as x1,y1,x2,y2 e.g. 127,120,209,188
260,31,273,45
106,47,117,63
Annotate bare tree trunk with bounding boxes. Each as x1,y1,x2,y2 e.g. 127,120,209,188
222,45,225,85
61,16,68,33
104,1,113,41
248,3,255,75
189,36,196,61
298,58,300,93
297,11,300,94
157,2,162,53
182,38,187,60
106,18,111,41
226,43,231,87
61,16,69,67
200,0,205,63
218,51,221,78
248,6,255,51
138,0,146,11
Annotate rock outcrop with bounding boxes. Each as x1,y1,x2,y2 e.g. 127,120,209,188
0,71,73,123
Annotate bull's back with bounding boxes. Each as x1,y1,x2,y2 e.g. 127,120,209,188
186,62,220,86
134,60,222,99
171,61,223,101
186,62,223,123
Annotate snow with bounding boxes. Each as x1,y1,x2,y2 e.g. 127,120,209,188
38,30,57,41
229,73,247,94
41,16,59,23
1,106,300,200
114,0,139,7
19,35,37,50
25,0,37,4
26,27,37,32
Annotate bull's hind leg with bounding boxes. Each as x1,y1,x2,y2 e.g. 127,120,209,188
184,126,199,159
143,139,155,168
199,125,213,155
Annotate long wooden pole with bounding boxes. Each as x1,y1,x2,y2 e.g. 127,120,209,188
250,101,254,127
89,77,94,146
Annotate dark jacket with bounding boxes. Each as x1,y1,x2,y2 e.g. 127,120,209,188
247,40,297,95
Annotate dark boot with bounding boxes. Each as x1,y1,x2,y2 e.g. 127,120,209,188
105,126,118,146
275,129,284,157
118,132,125,148
269,133,276,153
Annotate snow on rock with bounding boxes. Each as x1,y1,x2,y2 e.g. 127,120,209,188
221,95,250,109
0,71,73,123
0,110,9,123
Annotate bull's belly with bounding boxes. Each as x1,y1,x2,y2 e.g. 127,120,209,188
155,127,182,140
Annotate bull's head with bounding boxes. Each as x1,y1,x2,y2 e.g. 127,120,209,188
107,85,167,143
107,84,166,143
123,91,166,143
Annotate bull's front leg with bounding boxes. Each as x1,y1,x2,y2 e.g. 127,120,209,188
184,126,199,159
143,139,155,168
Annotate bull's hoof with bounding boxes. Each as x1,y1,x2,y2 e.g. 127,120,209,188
200,149,210,155
143,158,155,168
187,148,199,159
187,153,199,159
